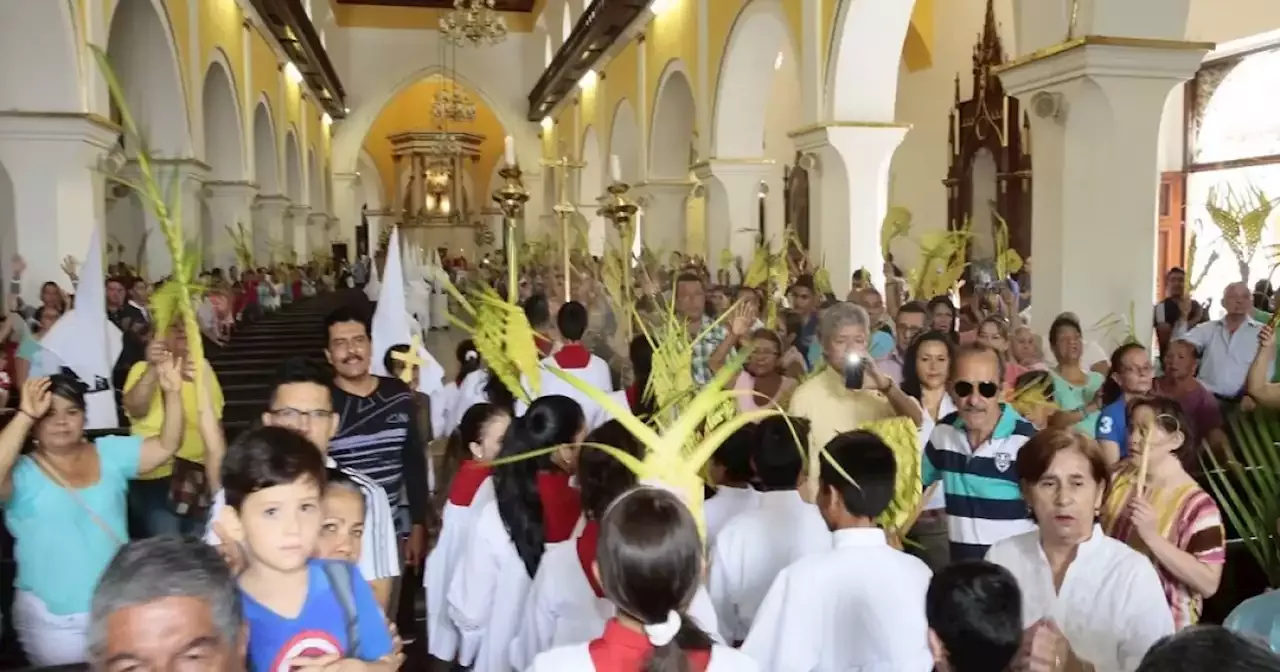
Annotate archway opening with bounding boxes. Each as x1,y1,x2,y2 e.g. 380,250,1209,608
713,0,794,159
824,0,916,121
202,61,243,267
609,100,642,258
253,103,280,194
284,132,303,259
579,127,604,257
650,64,697,252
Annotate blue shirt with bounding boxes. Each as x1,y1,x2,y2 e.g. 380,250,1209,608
4,435,141,615
1226,590,1280,653
241,559,393,671
1096,399,1129,458
869,330,895,359
922,404,1038,561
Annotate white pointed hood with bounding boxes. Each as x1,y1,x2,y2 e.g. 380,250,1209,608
371,226,444,395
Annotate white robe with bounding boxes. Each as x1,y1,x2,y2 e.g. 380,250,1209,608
707,489,832,643
451,369,493,432
509,538,723,670
518,351,615,430
740,528,934,672
447,500,537,672
527,642,757,672
426,477,495,661
703,485,761,546
430,381,462,439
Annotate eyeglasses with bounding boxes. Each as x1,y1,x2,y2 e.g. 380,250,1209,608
268,408,334,422
954,380,999,399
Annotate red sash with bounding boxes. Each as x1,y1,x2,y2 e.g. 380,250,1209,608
537,470,582,543
553,343,591,369
447,460,491,506
587,619,710,671
576,521,604,598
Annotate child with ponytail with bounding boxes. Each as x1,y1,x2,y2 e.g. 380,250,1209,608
529,487,758,671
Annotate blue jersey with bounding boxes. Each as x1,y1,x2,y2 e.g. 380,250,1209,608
241,559,392,672
1096,399,1129,458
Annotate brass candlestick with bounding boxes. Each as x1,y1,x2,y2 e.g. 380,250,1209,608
542,146,585,302
599,179,640,343
492,164,529,303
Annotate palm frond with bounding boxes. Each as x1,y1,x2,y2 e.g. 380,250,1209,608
1203,408,1280,587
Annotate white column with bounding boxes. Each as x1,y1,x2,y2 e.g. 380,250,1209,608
997,41,1208,349
332,171,361,251
308,212,330,255
137,159,207,280
0,114,115,300
693,160,783,272
287,204,311,262
634,181,694,255
793,124,908,296
203,181,258,270
252,195,291,265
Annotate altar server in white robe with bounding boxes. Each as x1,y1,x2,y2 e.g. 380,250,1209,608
528,487,758,672
742,430,934,671
510,422,721,669
703,425,760,545
425,402,511,663
708,417,830,644
448,396,588,672
519,301,614,428
986,429,1172,672
430,340,483,439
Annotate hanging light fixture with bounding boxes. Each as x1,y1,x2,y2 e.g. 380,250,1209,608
440,0,508,47
433,89,476,122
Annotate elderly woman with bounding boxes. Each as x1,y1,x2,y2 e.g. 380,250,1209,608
986,430,1173,672
1159,339,1229,462
733,328,798,414
1049,315,1106,437
787,302,918,500
0,369,185,665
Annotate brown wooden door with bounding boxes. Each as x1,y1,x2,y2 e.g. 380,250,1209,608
1157,172,1185,297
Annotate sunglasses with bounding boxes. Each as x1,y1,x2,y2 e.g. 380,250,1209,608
954,380,999,399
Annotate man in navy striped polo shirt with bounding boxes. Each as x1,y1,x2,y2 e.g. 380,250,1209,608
922,343,1037,561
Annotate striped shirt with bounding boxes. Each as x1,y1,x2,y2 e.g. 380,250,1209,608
922,404,1037,560
329,377,427,529
203,457,401,581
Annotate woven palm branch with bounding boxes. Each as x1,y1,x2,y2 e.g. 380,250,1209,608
1206,184,1277,282
433,269,541,404
910,223,972,299
92,46,206,391
853,416,922,545
992,207,1023,281
1090,301,1139,347
1186,224,1219,293
1203,408,1280,587
135,228,151,282
880,206,913,258
813,267,834,296
226,222,254,270
718,248,734,274
1007,375,1058,419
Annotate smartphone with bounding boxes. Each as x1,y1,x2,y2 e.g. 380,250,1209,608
843,352,865,390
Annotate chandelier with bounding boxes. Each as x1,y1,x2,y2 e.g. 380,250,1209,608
433,89,476,123
440,0,507,47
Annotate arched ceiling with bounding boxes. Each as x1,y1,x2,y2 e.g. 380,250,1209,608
362,74,508,205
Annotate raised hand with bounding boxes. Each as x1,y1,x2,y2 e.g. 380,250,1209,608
19,377,52,419
157,355,184,393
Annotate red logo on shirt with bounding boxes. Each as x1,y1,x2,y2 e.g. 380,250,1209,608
270,630,342,671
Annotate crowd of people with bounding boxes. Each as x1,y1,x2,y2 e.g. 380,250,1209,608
4,246,1280,672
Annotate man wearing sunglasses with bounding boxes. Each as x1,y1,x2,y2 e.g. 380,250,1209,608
922,343,1038,562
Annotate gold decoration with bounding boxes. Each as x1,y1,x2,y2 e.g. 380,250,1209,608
440,0,507,46
391,334,426,384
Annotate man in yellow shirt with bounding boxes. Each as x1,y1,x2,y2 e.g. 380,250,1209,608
124,324,224,538
789,302,917,501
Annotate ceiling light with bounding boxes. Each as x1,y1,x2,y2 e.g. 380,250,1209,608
579,70,598,90
322,113,332,126
774,52,784,70
540,117,554,130
284,61,303,84
344,107,351,114
650,0,673,15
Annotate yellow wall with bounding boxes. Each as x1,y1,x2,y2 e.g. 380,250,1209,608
362,76,508,205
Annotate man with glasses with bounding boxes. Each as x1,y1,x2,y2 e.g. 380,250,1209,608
922,343,1038,561
202,357,400,609
878,301,928,384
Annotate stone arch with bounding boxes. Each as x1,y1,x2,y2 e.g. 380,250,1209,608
712,0,796,158
357,148,385,212
0,0,82,112
308,149,324,213
201,57,244,180
579,126,605,255
824,0,917,121
608,99,641,184
105,0,190,157
253,99,280,194
649,60,696,178
284,130,303,203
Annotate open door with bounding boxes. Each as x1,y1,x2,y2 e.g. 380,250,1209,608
1156,172,1185,298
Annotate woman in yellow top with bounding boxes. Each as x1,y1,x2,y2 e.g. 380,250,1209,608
1099,396,1226,630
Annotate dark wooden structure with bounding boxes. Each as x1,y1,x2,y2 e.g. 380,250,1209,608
943,0,1032,261
784,153,811,250
527,0,650,121
249,0,347,118
337,0,536,10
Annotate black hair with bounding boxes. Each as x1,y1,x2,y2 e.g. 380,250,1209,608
324,467,366,509
926,560,1024,672
494,395,585,577
1048,315,1083,349
900,330,956,401
47,371,88,411
105,276,128,289
222,426,327,510
1167,266,1186,278
927,296,958,334
438,403,510,508
629,335,656,418
557,300,589,341
787,274,815,295
711,424,755,484
1137,625,1280,672
782,309,804,339
323,304,371,343
598,488,714,672
898,300,928,319
484,369,517,412
1101,342,1148,406
675,273,704,288
579,420,644,521
40,281,67,312
1126,395,1196,467
522,293,552,330
383,343,411,376
455,338,481,385
818,431,896,518
752,415,809,490
268,357,333,407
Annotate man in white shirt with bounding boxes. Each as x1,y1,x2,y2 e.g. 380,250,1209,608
708,416,830,644
1180,282,1263,400
704,424,760,544
204,357,400,609
741,430,933,671
925,561,1023,672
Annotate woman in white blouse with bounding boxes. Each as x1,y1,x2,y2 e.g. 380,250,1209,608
986,429,1173,672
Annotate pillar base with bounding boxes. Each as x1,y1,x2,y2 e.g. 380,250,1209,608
634,180,695,256
692,160,783,272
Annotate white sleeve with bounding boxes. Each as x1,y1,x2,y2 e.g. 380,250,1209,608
739,570,817,672
706,537,741,643
1179,321,1214,350
688,586,725,644
509,563,555,671
1117,559,1175,672
360,485,401,581
203,490,227,545
447,506,503,666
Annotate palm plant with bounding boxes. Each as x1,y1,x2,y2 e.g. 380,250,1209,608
1203,408,1280,587
1186,222,1219,293
1205,183,1276,283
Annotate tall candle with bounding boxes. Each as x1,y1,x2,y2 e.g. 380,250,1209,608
504,136,516,167
610,154,621,182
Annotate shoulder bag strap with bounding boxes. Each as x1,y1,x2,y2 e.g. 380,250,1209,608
322,560,361,656
29,452,126,547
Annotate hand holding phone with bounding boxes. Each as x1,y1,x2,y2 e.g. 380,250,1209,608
843,352,865,390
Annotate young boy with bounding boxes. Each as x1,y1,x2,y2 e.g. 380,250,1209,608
926,561,1023,672
220,426,397,671
703,424,759,544
741,430,934,670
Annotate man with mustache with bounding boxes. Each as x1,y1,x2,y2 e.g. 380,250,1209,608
922,343,1038,561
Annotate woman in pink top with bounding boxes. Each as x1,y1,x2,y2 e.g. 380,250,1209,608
733,329,797,415
1152,339,1229,465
